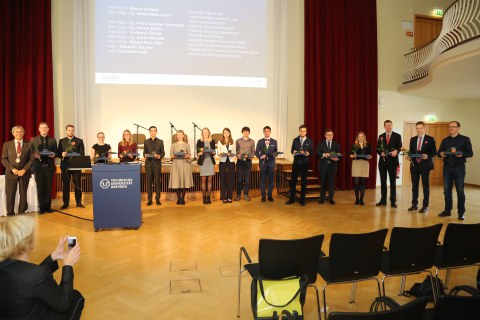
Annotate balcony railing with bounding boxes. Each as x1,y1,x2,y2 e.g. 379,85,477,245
402,0,480,83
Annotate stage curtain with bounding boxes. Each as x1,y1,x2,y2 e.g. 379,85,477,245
304,0,378,189
0,0,54,182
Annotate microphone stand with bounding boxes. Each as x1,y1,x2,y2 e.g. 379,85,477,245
133,123,149,145
169,122,178,146
192,122,202,160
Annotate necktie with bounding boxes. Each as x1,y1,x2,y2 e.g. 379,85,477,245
386,134,390,145
43,136,47,148
327,141,331,151
300,138,304,147
17,141,21,154
265,139,270,147
416,136,423,163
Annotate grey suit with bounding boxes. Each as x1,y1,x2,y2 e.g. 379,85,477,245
1,140,34,215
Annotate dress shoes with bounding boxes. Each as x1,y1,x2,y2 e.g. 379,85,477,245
7,213,15,216
268,197,274,202
318,199,325,204
146,201,153,206
235,195,241,201
244,195,251,201
359,200,365,206
355,200,360,205
261,196,266,202
156,199,161,205
285,199,295,205
458,213,465,220
77,203,85,208
300,201,306,206
46,208,54,213
223,199,228,203
376,202,386,207
60,205,69,210
408,206,418,212
391,203,397,208
329,199,335,205
438,211,451,217
227,199,232,203
419,207,428,213
39,209,46,214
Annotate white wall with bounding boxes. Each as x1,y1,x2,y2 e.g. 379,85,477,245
457,99,480,184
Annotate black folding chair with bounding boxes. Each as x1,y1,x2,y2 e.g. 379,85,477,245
381,224,443,301
318,229,388,319
434,223,480,294
327,296,428,320
237,235,324,319
424,295,480,320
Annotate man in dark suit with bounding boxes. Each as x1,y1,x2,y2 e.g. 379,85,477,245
286,124,314,206
316,129,341,204
255,126,278,202
407,121,437,213
57,124,85,210
31,122,57,214
1,125,34,216
143,126,165,206
376,120,402,208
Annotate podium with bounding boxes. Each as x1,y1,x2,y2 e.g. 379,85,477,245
92,164,141,231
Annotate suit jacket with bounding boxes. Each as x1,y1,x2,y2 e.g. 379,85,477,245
291,136,313,165
1,140,34,180
376,131,402,166
57,136,85,170
316,140,341,169
255,138,278,169
409,134,437,171
31,135,58,173
0,256,74,319
143,138,165,168
196,140,216,166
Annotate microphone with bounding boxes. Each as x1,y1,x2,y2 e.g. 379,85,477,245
192,122,202,130
133,123,148,130
169,122,177,131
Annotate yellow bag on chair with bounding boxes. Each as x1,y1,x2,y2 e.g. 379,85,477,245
253,275,308,320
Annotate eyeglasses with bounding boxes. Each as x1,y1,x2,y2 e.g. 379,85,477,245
448,126,458,128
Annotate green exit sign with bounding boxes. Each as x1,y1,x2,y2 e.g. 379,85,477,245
434,9,444,16
427,114,437,121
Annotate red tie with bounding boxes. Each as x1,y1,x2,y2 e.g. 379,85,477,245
17,141,21,154
416,137,423,163
386,134,390,145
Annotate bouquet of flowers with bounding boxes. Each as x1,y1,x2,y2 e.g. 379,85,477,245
65,141,76,154
351,140,360,158
400,147,411,157
241,152,251,161
377,137,386,161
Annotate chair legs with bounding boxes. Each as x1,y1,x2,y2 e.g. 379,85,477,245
323,278,382,320
382,271,438,303
237,248,245,318
308,283,321,320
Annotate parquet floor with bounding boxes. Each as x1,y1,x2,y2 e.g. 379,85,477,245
29,185,480,319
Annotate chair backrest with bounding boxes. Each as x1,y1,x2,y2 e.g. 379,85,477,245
211,133,222,144
258,235,324,284
132,133,146,146
440,223,480,267
328,296,428,320
429,295,480,320
328,229,388,282
387,224,443,273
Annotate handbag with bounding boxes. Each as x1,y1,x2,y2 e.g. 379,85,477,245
251,275,308,320
404,275,444,301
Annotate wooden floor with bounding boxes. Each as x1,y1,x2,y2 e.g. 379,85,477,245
29,185,480,320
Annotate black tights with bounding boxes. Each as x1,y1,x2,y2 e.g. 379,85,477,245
353,177,367,200
176,188,187,200
201,176,213,197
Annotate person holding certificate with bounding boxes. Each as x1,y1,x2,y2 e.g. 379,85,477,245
196,127,216,204
91,132,112,164
118,129,138,163
349,131,372,206
317,129,341,205
255,126,278,202
217,128,236,203
143,126,165,206
169,130,194,205
235,127,255,201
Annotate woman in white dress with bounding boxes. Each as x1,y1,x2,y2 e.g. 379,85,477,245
169,130,194,205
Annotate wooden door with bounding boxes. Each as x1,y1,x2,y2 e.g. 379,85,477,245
402,122,450,186
414,14,443,48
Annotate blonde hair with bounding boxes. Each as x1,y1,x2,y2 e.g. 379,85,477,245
0,215,36,262
201,127,212,142
356,131,368,146
176,130,187,142
121,129,133,146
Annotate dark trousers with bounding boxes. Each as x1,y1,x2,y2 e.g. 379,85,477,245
61,169,82,206
5,176,30,214
35,167,54,211
219,160,235,200
410,165,430,207
319,164,337,200
49,289,85,320
260,164,275,197
146,165,161,201
378,161,397,204
443,164,466,214
236,160,252,196
289,163,308,202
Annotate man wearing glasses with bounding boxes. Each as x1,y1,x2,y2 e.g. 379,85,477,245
437,121,473,220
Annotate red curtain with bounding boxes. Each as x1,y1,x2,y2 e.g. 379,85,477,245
0,0,54,175
304,0,378,189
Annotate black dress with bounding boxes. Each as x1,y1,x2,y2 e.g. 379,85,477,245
92,144,111,163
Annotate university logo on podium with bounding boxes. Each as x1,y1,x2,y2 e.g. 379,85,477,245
100,179,110,189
